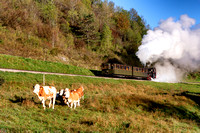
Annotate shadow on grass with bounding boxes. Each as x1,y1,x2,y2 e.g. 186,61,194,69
9,95,40,106
174,91,200,107
90,70,102,76
129,95,200,126
0,76,5,86
9,95,67,107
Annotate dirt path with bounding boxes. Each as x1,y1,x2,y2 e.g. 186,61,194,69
0,68,95,77
0,68,128,80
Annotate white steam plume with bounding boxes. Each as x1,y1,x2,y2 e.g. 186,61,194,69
136,15,200,83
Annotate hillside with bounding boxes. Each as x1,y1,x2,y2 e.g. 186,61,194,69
0,0,148,69
0,54,95,76
0,72,200,132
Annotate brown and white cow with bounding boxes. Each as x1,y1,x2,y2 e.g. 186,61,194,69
33,84,57,110
64,86,84,109
74,86,84,106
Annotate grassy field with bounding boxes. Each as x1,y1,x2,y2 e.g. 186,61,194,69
0,54,95,76
0,71,200,132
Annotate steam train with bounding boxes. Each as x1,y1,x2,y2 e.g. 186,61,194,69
101,63,156,80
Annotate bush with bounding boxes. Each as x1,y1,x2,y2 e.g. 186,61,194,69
75,39,86,49
65,33,74,48
49,47,61,56
0,39,3,44
36,23,52,40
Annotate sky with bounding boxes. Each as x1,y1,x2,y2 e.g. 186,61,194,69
107,0,200,29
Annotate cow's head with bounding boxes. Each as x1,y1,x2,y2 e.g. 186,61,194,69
81,86,84,91
77,86,84,91
59,89,64,96
33,84,40,94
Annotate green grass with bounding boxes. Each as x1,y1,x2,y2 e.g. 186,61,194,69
185,72,200,82
0,54,94,76
0,71,200,132
140,80,200,93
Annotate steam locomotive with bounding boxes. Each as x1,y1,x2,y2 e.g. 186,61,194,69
101,63,156,80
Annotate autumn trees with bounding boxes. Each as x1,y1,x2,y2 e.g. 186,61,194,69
0,0,149,66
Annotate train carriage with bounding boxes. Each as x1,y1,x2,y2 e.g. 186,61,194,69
101,63,156,80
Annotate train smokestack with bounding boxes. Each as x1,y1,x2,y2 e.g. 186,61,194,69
136,15,200,83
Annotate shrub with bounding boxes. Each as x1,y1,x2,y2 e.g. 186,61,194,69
0,39,3,44
65,33,74,48
75,38,86,49
49,47,61,56
36,23,52,40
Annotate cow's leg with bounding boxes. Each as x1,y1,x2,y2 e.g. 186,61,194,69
70,102,73,108
42,99,46,110
67,101,70,107
52,96,56,109
62,97,65,105
78,100,80,106
74,102,76,109
49,98,52,108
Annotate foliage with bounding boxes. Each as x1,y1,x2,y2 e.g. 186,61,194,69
77,14,97,45
116,12,130,31
65,33,74,48
101,24,113,53
0,0,149,68
37,0,58,24
67,8,79,26
185,72,200,82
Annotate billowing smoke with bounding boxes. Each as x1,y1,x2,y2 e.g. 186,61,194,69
136,15,200,83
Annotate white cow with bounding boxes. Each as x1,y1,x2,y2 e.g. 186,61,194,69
33,84,57,110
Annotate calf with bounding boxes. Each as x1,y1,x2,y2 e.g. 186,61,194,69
33,84,57,110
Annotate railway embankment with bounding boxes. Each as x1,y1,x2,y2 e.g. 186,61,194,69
0,54,95,76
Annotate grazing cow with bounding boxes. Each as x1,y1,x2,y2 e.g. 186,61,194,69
64,88,80,109
33,84,57,110
61,88,74,107
64,86,84,109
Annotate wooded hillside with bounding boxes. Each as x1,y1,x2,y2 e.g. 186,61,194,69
0,0,149,69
